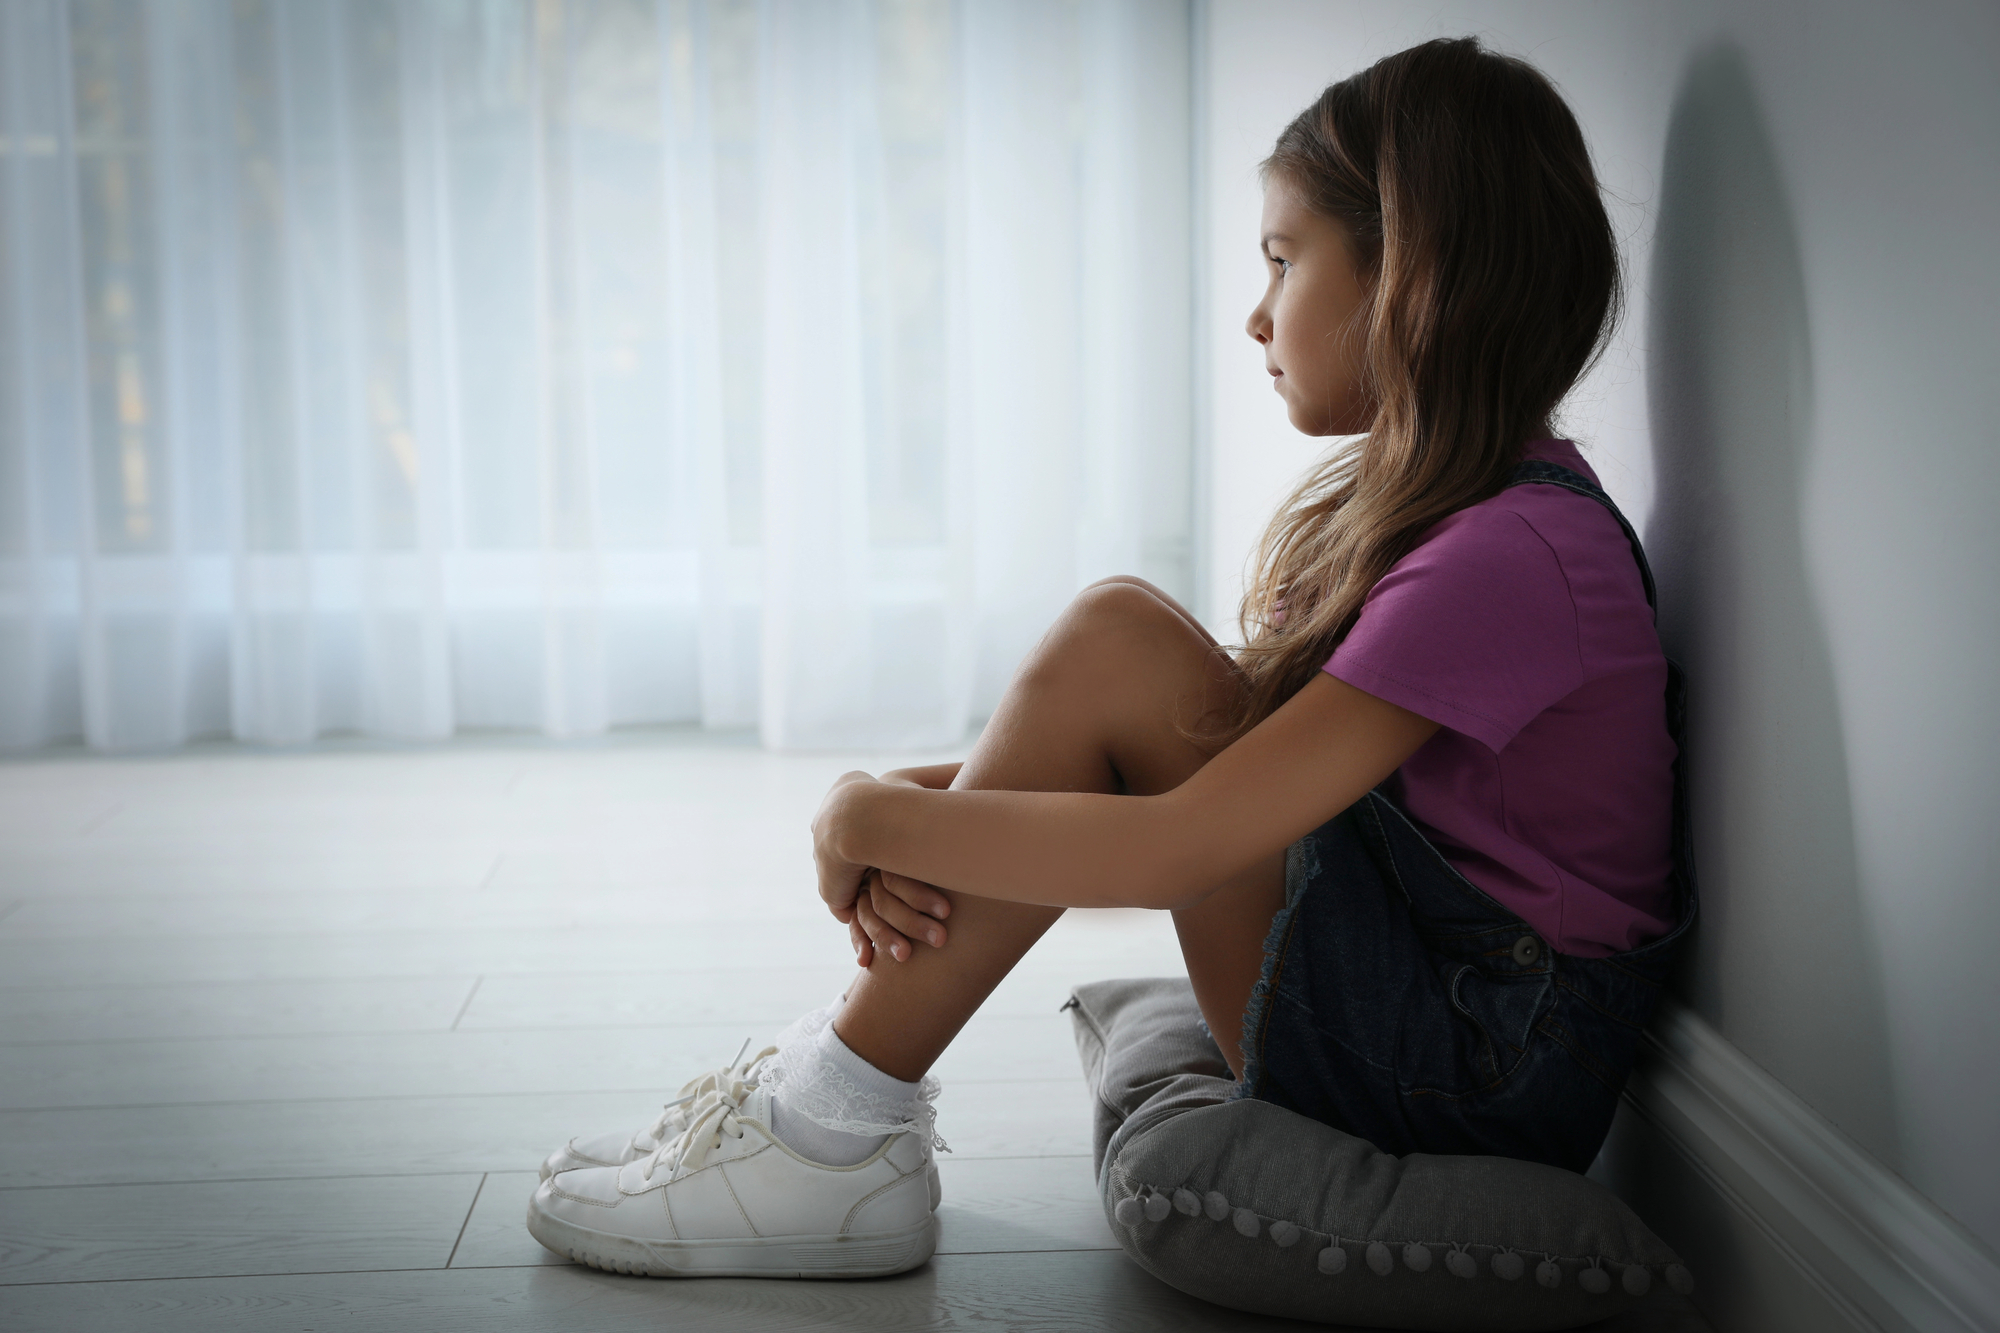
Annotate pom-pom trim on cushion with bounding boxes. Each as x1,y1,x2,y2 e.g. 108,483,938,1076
1108,1179,1687,1300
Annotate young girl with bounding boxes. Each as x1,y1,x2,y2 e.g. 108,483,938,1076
528,35,1692,1279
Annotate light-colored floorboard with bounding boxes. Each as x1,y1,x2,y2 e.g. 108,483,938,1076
0,1172,483,1286
0,963,1097,1048
448,1173,567,1270
0,916,1179,989
0,1012,1082,1110
0,925,852,989
933,1156,1116,1254
0,1249,1320,1332
0,848,503,898
0,976,477,1045
0,880,1180,953
0,1080,1096,1188
0,877,839,936
0,1249,1720,1333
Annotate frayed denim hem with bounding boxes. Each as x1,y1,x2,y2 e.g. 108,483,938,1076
1232,892,1298,1103
1234,834,1317,1103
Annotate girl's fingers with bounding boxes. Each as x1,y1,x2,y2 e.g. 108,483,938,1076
870,878,947,949
818,860,866,916
877,869,952,922
855,888,915,963
848,874,874,965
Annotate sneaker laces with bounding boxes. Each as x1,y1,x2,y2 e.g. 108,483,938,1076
640,1075,756,1182
640,1039,780,1145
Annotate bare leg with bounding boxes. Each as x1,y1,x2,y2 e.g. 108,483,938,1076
833,578,1286,1082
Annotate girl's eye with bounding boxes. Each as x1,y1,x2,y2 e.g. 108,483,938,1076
1273,257,1292,275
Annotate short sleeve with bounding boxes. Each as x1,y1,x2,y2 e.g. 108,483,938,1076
1325,507,1584,752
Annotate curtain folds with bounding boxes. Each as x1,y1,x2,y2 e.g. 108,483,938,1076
0,0,1193,751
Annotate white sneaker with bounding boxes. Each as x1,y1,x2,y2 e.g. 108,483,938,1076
527,1082,938,1278
538,1040,778,1181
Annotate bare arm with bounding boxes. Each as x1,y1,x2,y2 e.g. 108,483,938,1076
878,762,963,791
814,672,1438,914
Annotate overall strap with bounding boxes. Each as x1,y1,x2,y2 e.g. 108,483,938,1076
1505,459,1659,617
1506,458,1700,947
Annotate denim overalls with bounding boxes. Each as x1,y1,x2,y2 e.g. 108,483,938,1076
1236,460,1698,1174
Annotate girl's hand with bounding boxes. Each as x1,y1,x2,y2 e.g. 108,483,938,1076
853,867,951,965
813,771,880,934
813,770,952,966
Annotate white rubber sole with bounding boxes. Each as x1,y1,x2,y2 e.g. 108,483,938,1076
538,1154,945,1212
526,1201,938,1279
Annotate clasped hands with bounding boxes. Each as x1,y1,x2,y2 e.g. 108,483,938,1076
811,767,956,968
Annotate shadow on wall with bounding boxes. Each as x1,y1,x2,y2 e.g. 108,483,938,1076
1643,45,1899,1158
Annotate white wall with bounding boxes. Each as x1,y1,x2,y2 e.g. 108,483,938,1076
1201,0,2000,1255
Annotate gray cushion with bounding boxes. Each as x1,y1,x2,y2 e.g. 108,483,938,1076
1067,977,1693,1331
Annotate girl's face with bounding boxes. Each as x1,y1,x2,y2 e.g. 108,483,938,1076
1245,180,1376,436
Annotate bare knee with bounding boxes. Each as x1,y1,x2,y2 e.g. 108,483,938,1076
1071,579,1179,628
1015,582,1216,704
1039,583,1184,671
1081,576,1215,645
1082,574,1171,602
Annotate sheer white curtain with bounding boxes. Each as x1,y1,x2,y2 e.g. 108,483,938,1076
0,0,1193,751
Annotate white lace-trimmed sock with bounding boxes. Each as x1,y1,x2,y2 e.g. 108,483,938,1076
767,1020,923,1167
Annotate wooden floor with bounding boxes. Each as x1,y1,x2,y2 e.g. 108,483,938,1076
0,732,1712,1331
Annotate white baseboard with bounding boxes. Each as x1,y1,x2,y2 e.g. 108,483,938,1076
1590,1000,2000,1333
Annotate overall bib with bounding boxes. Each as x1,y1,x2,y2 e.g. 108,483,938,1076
1236,460,1698,1173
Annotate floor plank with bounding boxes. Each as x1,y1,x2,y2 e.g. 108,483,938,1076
0,848,503,899
446,1173,565,1270
0,1081,1097,1188
0,926,844,989
0,1011,1085,1110
0,1249,1327,1331
0,877,1180,952
0,1172,483,1286
0,961,1102,1048
0,917,1181,989
0,1248,1719,1332
933,1156,1116,1254
0,976,477,1045
0,876,837,936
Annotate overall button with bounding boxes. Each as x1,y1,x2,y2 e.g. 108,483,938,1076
1511,934,1543,966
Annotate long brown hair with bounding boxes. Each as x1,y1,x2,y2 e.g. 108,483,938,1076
1207,37,1621,745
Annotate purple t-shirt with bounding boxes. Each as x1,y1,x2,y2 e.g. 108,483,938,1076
1324,440,1675,957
